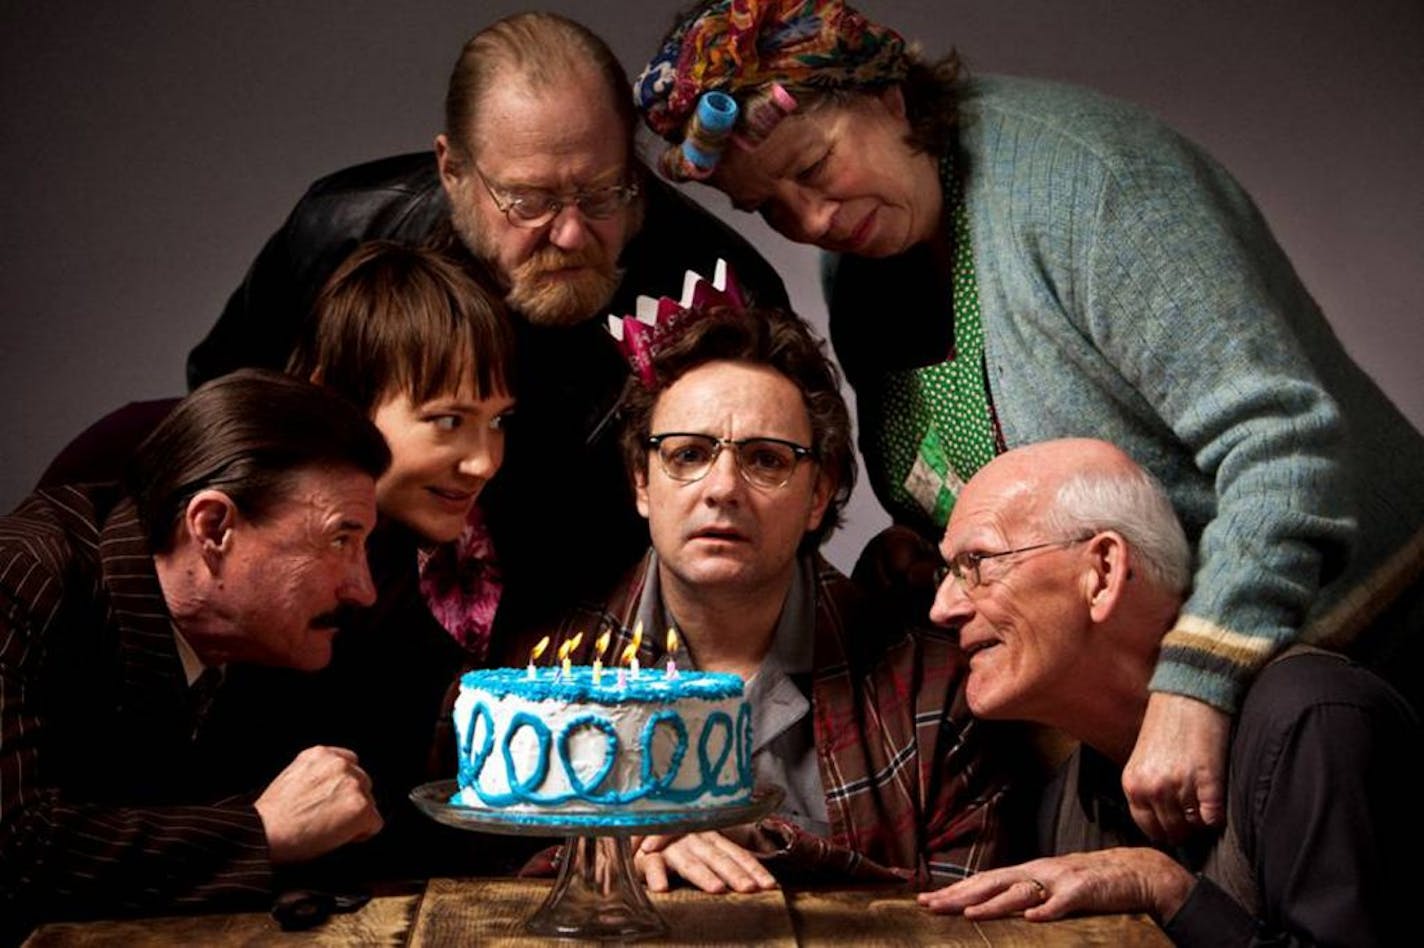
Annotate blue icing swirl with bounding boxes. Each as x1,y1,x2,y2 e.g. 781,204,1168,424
639,710,688,797
558,715,618,800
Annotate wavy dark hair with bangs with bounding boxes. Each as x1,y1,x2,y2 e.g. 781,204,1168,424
619,305,855,550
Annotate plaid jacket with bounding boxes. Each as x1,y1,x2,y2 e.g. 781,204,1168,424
523,550,1011,886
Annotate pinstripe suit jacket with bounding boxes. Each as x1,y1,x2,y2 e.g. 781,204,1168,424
530,551,1012,886
0,484,272,929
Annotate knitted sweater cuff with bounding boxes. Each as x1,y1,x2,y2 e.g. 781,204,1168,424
1149,614,1282,713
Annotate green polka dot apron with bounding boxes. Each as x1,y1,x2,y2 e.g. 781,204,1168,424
870,152,1004,529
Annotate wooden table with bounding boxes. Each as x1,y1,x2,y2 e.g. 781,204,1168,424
25,878,1171,946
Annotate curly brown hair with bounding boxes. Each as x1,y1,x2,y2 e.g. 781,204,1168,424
619,306,855,550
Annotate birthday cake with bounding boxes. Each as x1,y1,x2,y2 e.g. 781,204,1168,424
451,667,753,825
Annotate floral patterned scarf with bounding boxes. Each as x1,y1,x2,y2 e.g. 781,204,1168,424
636,0,908,140
418,503,502,661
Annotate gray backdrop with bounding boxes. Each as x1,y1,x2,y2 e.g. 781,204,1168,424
3,1,1421,571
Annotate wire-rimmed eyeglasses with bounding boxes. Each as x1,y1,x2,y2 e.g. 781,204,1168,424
940,536,1094,591
474,164,639,229
647,433,815,490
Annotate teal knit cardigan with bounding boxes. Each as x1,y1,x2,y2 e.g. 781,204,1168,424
827,76,1424,712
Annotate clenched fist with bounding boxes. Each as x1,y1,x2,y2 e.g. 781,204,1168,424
254,745,383,864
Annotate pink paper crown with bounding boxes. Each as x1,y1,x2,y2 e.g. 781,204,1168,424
606,258,746,386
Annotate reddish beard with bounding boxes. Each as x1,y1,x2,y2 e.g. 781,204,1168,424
504,244,622,327
450,190,627,328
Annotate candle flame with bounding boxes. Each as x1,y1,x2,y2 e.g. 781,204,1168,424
556,638,574,661
569,631,584,654
631,620,644,651
666,627,679,656
594,630,612,660
530,636,550,663
619,641,638,667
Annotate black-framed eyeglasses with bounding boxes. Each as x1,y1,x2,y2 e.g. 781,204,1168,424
647,433,815,490
474,164,639,229
941,536,1094,591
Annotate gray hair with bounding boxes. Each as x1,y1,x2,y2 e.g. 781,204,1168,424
1038,465,1192,596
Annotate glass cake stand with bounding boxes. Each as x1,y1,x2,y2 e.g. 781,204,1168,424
411,780,783,940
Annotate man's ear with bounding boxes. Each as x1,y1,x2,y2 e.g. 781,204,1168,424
1083,531,1130,623
435,133,463,190
185,490,237,573
633,466,652,521
804,470,835,534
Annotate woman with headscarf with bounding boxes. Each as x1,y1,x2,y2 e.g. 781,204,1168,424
634,0,1424,863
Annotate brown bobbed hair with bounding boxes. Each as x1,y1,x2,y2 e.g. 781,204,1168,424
127,369,391,552
443,12,637,164
619,306,855,550
288,241,516,413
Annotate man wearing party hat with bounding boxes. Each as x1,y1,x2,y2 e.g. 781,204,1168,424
551,264,1010,892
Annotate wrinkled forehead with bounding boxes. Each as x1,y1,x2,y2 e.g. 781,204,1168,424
712,111,826,210
468,65,630,168
944,475,1043,551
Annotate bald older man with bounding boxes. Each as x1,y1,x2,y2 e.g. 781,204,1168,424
918,439,1415,946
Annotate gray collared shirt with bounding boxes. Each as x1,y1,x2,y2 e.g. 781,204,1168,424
635,553,830,836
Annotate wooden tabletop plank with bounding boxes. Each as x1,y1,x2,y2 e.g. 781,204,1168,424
24,880,1171,947
23,894,420,948
648,886,796,947
786,888,1171,947
409,878,796,947
408,877,532,947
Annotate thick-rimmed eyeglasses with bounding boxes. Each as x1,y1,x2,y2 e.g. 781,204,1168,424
474,165,639,229
942,536,1094,591
648,433,814,490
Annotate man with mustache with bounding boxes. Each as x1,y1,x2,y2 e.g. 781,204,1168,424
189,13,787,628
918,439,1416,945
549,303,1006,893
0,371,392,937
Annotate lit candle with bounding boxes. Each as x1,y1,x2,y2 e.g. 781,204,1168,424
665,627,680,679
618,641,638,685
556,638,575,679
629,620,644,679
592,630,611,685
527,635,550,679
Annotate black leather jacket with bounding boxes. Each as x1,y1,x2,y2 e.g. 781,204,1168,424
188,152,789,628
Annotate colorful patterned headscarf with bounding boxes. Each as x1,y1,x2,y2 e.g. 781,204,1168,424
635,0,908,177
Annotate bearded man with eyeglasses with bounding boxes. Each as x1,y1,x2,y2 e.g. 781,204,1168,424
187,13,787,631
529,304,1011,895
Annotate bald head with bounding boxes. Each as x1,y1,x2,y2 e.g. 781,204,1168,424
959,439,1191,595
442,12,635,163
931,439,1189,748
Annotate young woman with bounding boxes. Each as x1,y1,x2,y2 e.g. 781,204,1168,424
252,240,519,878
